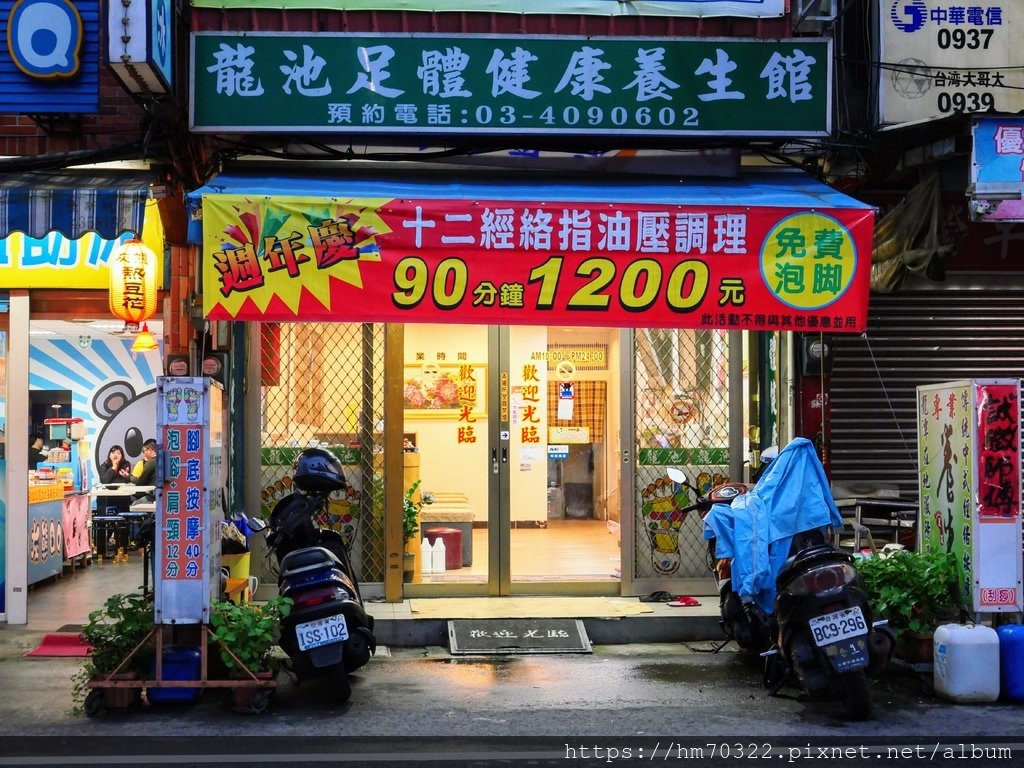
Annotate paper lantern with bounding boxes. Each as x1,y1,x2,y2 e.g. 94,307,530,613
131,323,159,352
109,239,157,324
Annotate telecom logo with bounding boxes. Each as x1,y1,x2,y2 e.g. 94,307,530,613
890,0,929,33
6,0,83,79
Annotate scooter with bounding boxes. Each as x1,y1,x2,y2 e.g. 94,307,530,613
699,439,893,720
766,535,895,720
668,449,775,660
261,448,376,704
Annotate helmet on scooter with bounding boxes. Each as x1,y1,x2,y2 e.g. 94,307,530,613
292,447,347,494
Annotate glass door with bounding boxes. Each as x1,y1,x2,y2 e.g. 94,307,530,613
403,324,621,596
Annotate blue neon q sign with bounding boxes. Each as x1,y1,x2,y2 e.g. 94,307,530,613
6,0,83,79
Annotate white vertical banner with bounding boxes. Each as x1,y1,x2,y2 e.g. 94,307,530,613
154,377,215,624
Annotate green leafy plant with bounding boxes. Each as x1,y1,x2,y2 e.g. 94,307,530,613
208,596,293,674
403,479,428,545
857,549,963,638
71,591,155,708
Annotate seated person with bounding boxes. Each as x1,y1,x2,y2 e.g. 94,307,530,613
129,438,158,500
96,444,132,515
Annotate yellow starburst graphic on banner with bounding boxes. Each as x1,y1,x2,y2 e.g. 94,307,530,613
203,195,391,318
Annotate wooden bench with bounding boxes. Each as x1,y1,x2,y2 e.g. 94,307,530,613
420,500,474,566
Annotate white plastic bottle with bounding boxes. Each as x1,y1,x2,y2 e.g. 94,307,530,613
431,537,447,573
419,537,434,574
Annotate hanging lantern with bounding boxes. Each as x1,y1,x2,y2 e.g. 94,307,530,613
130,323,159,353
108,238,157,324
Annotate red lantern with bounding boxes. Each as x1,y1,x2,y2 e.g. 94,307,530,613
108,239,157,324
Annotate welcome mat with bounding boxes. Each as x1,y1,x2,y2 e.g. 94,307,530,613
410,596,653,620
24,633,92,658
449,618,592,655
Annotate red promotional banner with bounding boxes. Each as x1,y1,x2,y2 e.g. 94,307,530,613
976,383,1021,520
202,193,873,331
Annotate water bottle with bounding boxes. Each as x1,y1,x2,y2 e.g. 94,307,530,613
431,537,446,573
420,537,434,574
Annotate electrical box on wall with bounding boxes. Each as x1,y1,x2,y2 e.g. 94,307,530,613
800,334,834,375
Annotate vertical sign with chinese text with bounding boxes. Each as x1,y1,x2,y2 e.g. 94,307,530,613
917,380,1022,613
155,377,213,624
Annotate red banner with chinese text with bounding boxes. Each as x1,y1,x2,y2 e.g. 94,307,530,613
202,194,874,332
976,383,1021,520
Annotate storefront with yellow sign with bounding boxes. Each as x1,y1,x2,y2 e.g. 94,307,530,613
1,170,161,624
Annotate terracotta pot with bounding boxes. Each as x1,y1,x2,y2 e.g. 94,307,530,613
897,631,934,664
100,673,141,710
230,670,275,714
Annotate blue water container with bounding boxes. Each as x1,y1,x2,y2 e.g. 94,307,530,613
147,645,203,703
997,624,1024,702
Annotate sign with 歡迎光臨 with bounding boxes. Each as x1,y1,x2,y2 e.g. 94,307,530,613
190,33,830,137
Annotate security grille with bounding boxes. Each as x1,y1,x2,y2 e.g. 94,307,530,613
259,322,387,583
633,328,731,580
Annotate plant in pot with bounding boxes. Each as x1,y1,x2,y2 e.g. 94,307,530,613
72,591,156,715
403,480,434,581
857,548,964,663
208,596,292,713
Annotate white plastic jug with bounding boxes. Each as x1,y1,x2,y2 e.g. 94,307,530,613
420,537,434,574
431,537,447,573
934,623,1000,703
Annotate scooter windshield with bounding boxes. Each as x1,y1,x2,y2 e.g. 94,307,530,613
702,438,841,614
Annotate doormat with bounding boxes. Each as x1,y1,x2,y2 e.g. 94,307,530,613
24,633,92,658
448,618,592,655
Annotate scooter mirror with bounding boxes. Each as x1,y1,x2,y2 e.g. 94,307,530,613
666,467,688,484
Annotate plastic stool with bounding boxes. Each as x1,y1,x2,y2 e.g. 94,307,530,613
424,527,463,570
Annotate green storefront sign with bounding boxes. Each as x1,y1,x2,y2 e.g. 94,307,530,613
638,448,728,466
191,33,830,136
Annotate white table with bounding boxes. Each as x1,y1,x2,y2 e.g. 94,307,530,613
89,483,155,497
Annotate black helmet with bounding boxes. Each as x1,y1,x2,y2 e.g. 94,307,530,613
293,447,347,494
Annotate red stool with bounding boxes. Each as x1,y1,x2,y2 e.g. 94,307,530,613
424,527,462,570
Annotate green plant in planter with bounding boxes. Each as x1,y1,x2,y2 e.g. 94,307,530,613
403,479,424,546
71,591,156,708
857,549,963,638
208,596,293,675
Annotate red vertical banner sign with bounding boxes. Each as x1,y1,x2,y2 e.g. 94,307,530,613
976,383,1021,520
155,377,212,624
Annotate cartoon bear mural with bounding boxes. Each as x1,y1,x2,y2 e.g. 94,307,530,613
91,381,157,475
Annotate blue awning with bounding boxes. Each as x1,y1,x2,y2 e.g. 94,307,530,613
0,170,154,240
185,168,873,243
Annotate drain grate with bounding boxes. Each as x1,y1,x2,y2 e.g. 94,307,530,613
448,618,592,655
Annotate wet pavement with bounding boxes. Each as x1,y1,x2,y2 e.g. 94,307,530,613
0,639,1021,754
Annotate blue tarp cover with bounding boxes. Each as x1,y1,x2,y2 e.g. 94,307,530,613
702,437,842,614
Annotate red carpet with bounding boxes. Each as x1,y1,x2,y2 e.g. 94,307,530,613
24,633,93,658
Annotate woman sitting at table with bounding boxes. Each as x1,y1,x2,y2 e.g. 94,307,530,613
96,444,132,515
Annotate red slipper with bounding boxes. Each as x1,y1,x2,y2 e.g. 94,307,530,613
667,596,701,607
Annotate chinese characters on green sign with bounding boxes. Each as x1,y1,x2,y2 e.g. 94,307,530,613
190,34,830,136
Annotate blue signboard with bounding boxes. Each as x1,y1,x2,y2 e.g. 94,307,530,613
0,0,99,112
973,117,1024,184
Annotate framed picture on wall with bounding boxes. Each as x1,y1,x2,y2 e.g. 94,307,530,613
403,362,487,419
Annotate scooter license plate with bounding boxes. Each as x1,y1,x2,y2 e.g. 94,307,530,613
808,606,867,647
296,614,349,652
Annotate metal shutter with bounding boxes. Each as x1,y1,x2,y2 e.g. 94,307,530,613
829,287,1024,503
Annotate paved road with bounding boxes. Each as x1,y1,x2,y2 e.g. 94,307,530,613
0,640,1021,766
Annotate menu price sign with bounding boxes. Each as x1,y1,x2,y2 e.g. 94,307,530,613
155,377,214,624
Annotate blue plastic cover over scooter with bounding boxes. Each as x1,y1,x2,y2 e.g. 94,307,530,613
702,438,842,615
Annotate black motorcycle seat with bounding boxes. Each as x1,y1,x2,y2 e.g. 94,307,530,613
280,546,343,575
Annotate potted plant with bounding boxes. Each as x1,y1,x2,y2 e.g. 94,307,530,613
403,480,435,580
208,596,292,713
73,591,156,715
857,548,963,662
